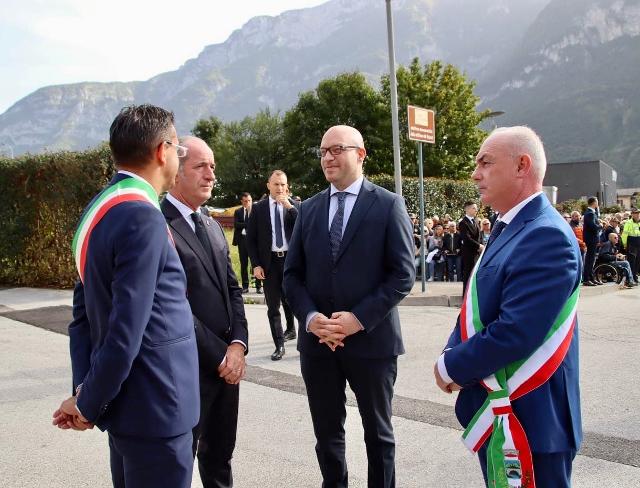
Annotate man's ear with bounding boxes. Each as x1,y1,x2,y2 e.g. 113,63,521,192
155,141,168,167
517,154,533,176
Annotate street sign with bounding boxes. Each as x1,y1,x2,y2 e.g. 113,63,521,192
407,105,435,144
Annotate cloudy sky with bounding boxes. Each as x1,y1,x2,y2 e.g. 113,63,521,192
0,0,326,113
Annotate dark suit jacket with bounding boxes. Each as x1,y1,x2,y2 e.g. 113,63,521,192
161,199,248,372
246,197,298,274
283,179,416,358
232,206,249,246
458,216,482,255
444,194,583,453
68,173,199,438
582,207,602,245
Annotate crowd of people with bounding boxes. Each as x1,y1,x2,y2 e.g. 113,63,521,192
51,104,598,488
565,199,640,289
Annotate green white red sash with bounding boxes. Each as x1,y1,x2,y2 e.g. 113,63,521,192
72,177,161,283
458,252,580,488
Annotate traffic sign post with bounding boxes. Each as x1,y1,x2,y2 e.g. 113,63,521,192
407,105,435,292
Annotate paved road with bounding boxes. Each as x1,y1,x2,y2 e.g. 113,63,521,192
0,285,638,487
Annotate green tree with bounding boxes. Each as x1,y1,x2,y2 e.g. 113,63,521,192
193,109,285,206
381,58,490,179
282,72,390,197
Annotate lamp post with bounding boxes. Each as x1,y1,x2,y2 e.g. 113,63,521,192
385,0,402,196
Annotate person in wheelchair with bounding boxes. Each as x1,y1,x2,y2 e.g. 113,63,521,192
598,233,638,288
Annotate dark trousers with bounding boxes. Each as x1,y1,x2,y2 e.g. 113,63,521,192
264,254,294,347
237,238,250,289
461,250,478,293
627,237,640,278
583,242,597,282
109,430,193,488
478,445,576,488
192,373,239,488
446,255,461,282
300,353,398,488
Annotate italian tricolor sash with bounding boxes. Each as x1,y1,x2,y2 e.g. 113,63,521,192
71,177,160,283
459,253,579,488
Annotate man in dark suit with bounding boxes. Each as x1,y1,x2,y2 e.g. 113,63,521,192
435,126,582,487
53,105,199,488
582,196,603,286
161,136,248,488
246,170,298,360
284,125,415,488
459,201,483,292
232,192,261,294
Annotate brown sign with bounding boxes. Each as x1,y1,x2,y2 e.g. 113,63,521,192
407,105,435,144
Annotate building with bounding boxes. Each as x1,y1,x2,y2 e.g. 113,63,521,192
616,188,640,210
543,160,617,206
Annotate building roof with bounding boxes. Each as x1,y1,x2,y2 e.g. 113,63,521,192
617,188,640,197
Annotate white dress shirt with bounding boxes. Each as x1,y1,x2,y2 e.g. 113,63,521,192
269,196,289,252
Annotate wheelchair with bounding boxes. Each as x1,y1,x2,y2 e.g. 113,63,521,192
593,259,620,284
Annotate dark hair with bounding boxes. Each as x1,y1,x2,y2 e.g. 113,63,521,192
463,201,476,209
109,104,175,167
240,192,251,199
587,196,598,205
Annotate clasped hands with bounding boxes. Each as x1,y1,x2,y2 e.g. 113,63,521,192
52,396,93,431
308,311,361,351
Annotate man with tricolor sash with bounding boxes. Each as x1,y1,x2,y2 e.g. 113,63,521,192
52,105,200,488
434,126,583,487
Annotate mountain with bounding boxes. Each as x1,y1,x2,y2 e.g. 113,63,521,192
3,0,639,188
479,0,640,188
0,0,549,154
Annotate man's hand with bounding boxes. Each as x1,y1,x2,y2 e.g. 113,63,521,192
52,396,93,431
308,313,345,351
275,194,293,209
218,343,246,385
253,266,265,280
330,312,363,338
433,362,461,394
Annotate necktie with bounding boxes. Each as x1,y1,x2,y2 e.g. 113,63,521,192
485,220,507,251
329,192,347,261
192,212,214,263
274,202,283,248
244,208,247,222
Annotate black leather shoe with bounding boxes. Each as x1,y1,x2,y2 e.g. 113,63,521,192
256,288,263,294
283,328,297,341
241,288,249,294
271,346,285,361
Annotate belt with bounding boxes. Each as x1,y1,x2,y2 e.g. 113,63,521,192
272,251,287,257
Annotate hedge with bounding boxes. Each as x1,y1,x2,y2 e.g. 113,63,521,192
0,148,480,288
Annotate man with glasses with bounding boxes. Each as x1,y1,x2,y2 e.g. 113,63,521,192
284,125,415,488
53,105,199,488
246,170,299,360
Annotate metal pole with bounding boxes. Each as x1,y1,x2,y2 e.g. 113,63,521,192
385,0,402,196
418,142,426,292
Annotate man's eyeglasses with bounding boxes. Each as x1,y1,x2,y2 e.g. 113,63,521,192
315,145,361,158
164,141,188,158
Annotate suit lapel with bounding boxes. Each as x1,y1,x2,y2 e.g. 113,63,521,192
335,179,377,263
311,188,331,264
162,200,222,292
202,212,228,295
480,194,549,266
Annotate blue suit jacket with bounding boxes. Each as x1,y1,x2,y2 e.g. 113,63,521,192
444,194,583,453
68,174,199,438
283,179,416,358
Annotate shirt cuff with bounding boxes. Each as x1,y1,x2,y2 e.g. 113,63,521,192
230,339,247,351
305,311,318,332
437,353,453,385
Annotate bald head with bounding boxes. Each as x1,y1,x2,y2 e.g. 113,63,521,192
322,125,365,148
320,125,366,190
487,126,547,182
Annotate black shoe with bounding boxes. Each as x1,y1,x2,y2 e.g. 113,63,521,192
241,287,249,294
256,288,263,294
283,328,297,341
583,281,596,286
271,346,285,361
